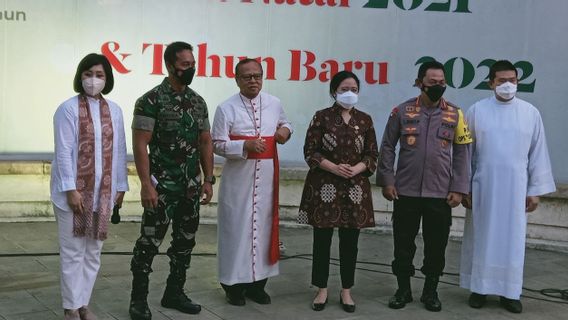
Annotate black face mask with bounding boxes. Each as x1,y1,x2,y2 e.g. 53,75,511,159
174,67,195,86
422,84,446,102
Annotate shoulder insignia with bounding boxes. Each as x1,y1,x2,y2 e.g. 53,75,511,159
405,113,420,119
453,109,473,144
442,116,456,123
389,106,399,117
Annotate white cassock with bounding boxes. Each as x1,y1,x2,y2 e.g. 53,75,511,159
459,96,556,299
212,92,292,285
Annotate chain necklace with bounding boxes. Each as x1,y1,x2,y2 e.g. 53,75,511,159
239,93,262,137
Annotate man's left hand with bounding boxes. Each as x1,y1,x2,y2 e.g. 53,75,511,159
446,192,463,208
201,182,213,204
526,196,539,212
275,127,291,144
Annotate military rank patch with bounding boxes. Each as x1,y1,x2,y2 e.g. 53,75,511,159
454,109,473,144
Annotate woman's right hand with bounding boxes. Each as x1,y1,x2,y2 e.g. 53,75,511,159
66,190,84,215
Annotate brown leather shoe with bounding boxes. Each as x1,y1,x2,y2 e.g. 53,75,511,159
64,309,80,320
78,306,97,320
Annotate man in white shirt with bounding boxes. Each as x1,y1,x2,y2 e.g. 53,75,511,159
459,60,556,314
211,59,292,306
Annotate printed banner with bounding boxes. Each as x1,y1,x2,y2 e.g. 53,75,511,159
1,0,566,182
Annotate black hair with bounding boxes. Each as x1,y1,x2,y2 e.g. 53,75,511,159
235,58,263,77
489,60,518,81
417,60,445,81
163,41,194,66
73,53,114,94
329,70,360,98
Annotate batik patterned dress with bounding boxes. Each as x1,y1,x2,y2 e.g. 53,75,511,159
299,104,379,229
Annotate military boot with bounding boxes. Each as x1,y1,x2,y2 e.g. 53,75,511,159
420,276,442,312
160,270,201,314
129,272,152,320
388,276,413,309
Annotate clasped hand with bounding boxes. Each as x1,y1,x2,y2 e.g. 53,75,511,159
244,138,267,153
331,163,367,179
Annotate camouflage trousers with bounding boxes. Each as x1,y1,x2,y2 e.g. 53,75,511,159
130,191,200,277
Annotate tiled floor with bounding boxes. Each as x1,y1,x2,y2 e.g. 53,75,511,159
0,222,567,319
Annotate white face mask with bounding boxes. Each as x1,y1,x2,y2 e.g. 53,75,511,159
336,91,358,108
495,81,517,101
82,77,106,96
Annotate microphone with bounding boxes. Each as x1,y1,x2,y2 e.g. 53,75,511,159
111,204,121,224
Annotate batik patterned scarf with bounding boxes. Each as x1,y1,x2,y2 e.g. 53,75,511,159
74,94,113,240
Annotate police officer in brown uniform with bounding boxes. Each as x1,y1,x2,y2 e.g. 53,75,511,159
376,60,472,312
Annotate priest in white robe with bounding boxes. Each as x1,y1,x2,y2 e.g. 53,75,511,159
211,58,292,306
459,60,556,314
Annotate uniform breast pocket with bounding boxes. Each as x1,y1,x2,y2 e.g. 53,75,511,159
157,110,182,146
437,127,454,149
401,126,420,148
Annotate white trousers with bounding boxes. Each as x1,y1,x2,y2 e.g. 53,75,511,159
55,205,104,309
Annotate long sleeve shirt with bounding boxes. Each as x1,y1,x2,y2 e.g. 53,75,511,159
51,95,129,211
376,97,471,198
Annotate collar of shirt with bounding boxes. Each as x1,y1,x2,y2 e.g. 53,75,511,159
332,102,356,115
160,77,189,97
239,92,261,107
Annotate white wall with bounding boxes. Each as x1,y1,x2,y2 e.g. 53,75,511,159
1,0,567,181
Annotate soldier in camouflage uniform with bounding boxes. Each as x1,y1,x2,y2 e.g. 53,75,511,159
128,42,214,320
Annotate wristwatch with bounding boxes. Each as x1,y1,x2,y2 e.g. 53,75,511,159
204,175,216,185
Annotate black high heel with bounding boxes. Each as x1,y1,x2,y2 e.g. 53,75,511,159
311,297,328,311
340,293,356,313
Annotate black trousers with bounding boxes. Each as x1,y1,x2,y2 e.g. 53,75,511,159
311,227,360,289
391,196,451,278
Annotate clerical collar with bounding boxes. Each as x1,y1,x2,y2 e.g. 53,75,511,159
493,95,516,105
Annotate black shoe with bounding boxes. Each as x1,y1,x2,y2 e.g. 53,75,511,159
245,289,272,304
225,290,246,306
129,299,151,320
468,293,487,308
312,297,328,311
500,297,522,313
339,294,356,313
388,289,413,309
420,291,442,312
161,289,201,314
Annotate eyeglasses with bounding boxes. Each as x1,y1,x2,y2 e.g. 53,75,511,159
239,73,263,81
